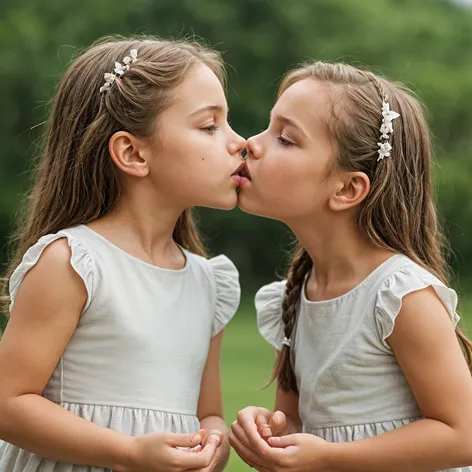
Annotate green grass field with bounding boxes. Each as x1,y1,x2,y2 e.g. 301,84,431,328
1,300,471,471
221,307,276,471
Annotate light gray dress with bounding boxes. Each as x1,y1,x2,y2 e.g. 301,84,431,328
0,225,240,471
256,254,472,472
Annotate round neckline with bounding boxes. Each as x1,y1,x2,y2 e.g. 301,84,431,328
79,224,190,273
301,254,402,309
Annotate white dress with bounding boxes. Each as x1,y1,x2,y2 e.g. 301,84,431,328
0,225,241,471
256,254,472,472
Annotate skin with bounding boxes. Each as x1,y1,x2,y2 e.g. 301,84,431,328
231,78,472,471
0,62,246,472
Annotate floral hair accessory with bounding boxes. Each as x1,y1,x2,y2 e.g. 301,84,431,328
100,48,138,93
377,99,400,161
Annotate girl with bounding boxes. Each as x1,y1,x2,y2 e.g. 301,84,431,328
230,62,472,471
0,36,246,472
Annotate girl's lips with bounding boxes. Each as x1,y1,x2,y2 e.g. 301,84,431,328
232,161,246,177
231,161,252,188
231,161,251,180
231,174,242,185
238,175,251,189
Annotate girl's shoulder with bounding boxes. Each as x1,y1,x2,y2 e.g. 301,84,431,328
186,251,241,337
374,255,459,350
9,227,96,314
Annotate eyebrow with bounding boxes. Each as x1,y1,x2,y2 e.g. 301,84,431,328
189,105,227,117
271,113,308,139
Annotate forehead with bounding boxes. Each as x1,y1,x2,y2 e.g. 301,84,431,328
171,62,227,112
273,78,333,132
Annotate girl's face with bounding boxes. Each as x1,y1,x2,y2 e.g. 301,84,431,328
239,79,337,222
141,63,247,210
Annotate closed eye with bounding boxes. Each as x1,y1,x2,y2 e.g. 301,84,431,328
201,125,219,134
277,136,295,146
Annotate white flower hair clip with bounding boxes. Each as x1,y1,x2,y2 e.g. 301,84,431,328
377,99,400,161
100,48,138,94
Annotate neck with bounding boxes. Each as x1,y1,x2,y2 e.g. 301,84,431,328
288,214,394,299
89,182,186,266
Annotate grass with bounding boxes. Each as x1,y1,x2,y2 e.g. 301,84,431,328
221,308,275,471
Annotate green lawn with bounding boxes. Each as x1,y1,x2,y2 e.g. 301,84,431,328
221,307,275,471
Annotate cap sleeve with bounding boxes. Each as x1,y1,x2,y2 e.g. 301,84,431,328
255,280,287,350
375,264,459,349
9,231,96,314
209,255,240,336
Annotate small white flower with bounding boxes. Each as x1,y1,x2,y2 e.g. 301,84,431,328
382,101,400,122
104,73,115,83
377,141,392,161
100,73,116,93
122,49,138,66
114,62,129,76
384,110,400,123
380,121,393,139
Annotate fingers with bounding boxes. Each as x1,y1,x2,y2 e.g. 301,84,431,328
229,429,269,470
268,411,287,436
205,432,222,448
231,421,252,449
268,433,298,448
185,444,202,453
179,434,220,469
204,429,224,446
168,429,205,448
237,410,272,456
255,414,272,440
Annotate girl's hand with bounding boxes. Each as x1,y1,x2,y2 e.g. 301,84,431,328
259,410,289,441
231,427,331,472
266,433,331,472
121,429,220,472
199,429,225,472
229,407,287,470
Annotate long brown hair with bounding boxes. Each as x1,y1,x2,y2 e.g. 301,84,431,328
1,35,226,311
272,62,472,392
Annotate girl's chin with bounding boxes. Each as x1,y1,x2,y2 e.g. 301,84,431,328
212,192,239,210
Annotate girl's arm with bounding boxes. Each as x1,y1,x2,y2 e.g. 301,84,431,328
273,385,302,435
269,287,472,471
0,240,216,472
197,330,229,472
324,286,472,471
229,359,301,469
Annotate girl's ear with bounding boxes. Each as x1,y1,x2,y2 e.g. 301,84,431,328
328,171,370,212
109,131,149,177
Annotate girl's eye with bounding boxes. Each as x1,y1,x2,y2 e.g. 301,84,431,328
277,136,295,146
201,125,219,134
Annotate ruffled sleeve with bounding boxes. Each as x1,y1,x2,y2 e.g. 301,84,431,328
255,280,287,350
209,255,241,336
375,263,460,349
9,231,96,314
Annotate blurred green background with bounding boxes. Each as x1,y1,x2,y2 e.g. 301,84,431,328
1,0,472,470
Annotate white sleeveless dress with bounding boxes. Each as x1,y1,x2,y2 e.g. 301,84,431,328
256,254,472,472
0,225,241,471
